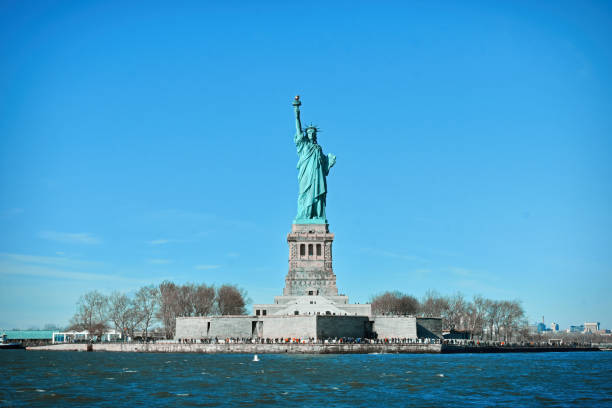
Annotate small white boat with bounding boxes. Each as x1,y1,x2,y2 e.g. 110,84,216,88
253,354,260,362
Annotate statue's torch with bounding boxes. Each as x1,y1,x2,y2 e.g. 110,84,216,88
292,95,301,108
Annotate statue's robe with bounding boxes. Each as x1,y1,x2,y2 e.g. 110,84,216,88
295,132,332,222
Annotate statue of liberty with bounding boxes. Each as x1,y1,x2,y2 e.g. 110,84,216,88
292,96,336,224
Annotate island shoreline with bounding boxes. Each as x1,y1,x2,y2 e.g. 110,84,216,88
24,343,601,354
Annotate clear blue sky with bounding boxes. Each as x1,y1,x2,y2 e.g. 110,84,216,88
1,1,610,330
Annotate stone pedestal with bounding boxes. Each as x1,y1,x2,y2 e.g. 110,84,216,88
284,223,337,296
252,222,371,317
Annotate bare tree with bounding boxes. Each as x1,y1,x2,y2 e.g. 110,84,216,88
124,304,143,341
371,292,395,315
493,301,505,340
134,285,159,342
368,289,530,341
177,284,196,317
69,291,109,339
107,291,144,341
420,290,450,324
156,281,223,338
484,299,502,340
466,295,488,339
517,325,531,342
194,284,216,316
108,291,130,339
445,292,467,331
157,281,180,339
371,291,419,315
217,284,248,315
499,300,525,341
396,293,419,315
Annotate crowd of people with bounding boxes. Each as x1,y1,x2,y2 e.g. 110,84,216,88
176,336,442,344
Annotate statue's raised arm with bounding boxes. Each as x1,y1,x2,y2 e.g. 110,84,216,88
293,95,303,138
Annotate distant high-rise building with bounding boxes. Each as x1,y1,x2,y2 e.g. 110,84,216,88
584,322,600,333
551,322,559,332
568,325,584,333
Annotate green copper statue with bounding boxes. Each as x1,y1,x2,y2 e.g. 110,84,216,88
292,96,336,224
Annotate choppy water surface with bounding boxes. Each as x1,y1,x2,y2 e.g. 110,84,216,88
1,351,611,407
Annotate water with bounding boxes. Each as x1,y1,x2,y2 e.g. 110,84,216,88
1,351,611,407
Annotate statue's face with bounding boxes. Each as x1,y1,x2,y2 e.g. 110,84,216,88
306,128,316,141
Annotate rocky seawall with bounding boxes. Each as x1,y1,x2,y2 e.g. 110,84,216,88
442,345,600,353
26,343,604,354
26,343,441,354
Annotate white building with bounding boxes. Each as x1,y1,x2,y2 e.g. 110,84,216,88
52,329,122,343
584,322,600,333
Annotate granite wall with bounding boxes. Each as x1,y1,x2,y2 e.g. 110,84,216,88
176,315,370,340
416,317,443,339
176,315,443,340
316,316,370,338
372,316,417,339
176,315,318,340
176,317,211,339
260,315,317,339
176,317,254,340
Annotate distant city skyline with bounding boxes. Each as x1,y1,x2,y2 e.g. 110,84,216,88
1,1,611,330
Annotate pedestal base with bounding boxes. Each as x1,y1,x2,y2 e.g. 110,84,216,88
285,223,336,297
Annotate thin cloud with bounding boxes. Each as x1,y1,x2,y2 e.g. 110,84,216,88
1,208,24,217
38,231,101,245
0,252,99,268
148,209,256,229
447,267,474,277
148,209,215,221
147,239,171,245
194,264,221,270
146,238,189,245
0,261,143,283
361,247,428,263
147,258,173,265
445,266,498,281
453,278,512,298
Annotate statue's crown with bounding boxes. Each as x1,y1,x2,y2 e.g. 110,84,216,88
305,123,320,132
